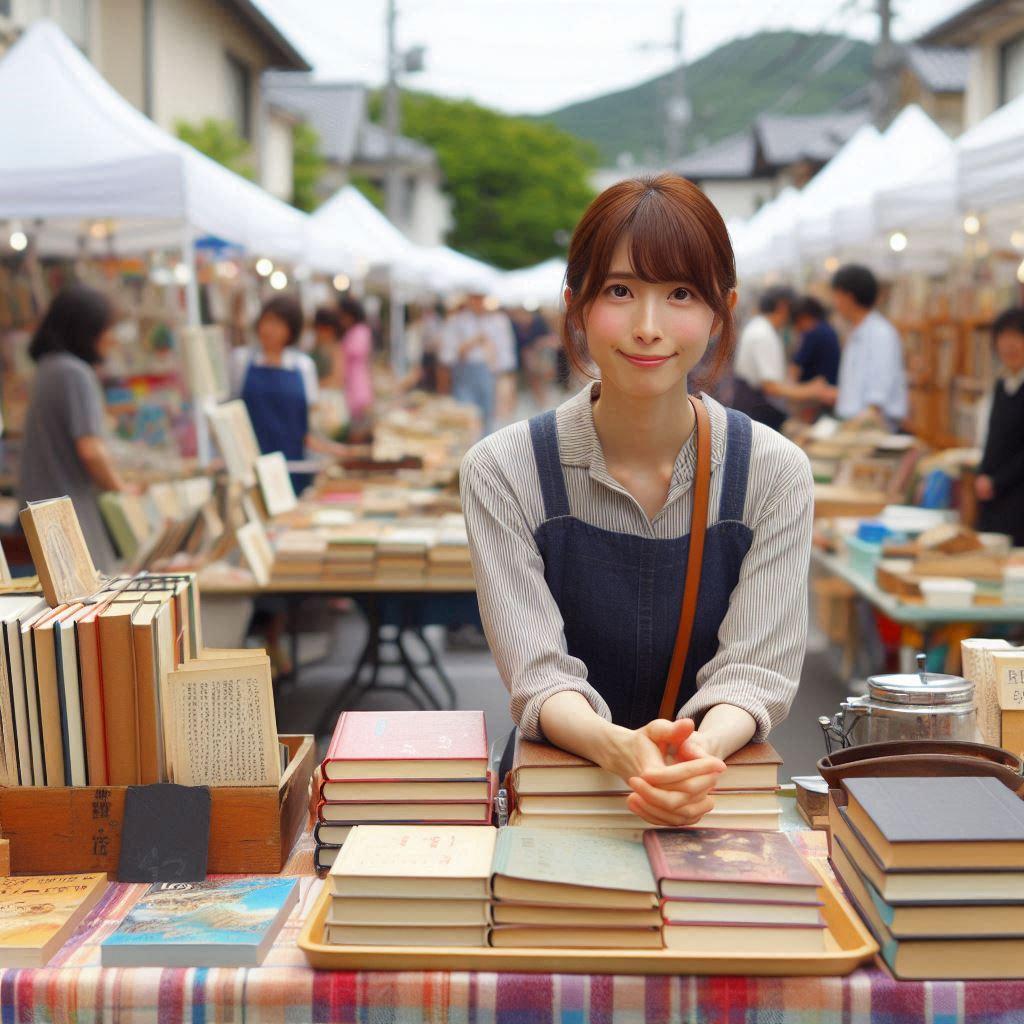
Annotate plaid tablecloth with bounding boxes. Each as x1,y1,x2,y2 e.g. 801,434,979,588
3,830,1024,1024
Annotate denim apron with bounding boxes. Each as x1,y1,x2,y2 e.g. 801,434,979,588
499,404,755,779
241,360,312,494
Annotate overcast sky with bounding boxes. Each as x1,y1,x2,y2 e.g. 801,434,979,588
256,0,970,115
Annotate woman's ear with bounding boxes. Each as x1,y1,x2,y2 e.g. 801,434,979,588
563,285,572,308
727,288,738,311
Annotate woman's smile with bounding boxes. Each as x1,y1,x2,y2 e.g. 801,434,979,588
618,350,677,368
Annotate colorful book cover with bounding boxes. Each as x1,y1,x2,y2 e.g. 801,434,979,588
326,710,488,764
644,828,818,888
0,873,107,967
101,877,298,967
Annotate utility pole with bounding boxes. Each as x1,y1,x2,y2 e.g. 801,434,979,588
384,0,401,224
664,8,690,163
871,0,897,128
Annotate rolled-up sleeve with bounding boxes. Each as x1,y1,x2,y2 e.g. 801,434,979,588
460,444,612,741
680,444,814,741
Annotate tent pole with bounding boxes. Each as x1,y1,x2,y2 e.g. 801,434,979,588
389,269,406,379
181,231,212,467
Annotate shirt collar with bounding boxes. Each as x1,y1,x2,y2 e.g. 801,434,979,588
555,380,727,489
1001,369,1024,396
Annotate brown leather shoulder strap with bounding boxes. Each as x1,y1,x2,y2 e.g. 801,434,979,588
659,395,713,721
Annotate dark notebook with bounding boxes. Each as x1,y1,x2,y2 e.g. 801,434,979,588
117,784,211,883
844,777,1024,843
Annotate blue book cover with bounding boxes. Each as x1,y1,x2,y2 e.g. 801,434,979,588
101,877,299,967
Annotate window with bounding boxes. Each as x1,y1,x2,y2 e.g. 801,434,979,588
0,1,12,18
1000,31,1024,107
226,53,253,140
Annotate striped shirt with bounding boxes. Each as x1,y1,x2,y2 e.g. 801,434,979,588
459,382,814,744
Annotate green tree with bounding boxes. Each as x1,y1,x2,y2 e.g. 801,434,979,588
291,122,327,212
175,119,255,180
372,92,597,269
350,175,386,211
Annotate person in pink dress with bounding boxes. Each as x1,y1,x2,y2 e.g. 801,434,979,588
334,297,374,442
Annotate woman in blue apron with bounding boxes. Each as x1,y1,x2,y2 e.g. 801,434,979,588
231,296,330,495
462,175,814,827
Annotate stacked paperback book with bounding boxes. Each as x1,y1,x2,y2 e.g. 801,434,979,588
314,710,493,872
490,827,661,949
507,735,782,833
271,531,327,582
426,517,473,582
375,527,436,580
322,523,381,583
645,828,826,953
325,824,496,947
828,776,1024,979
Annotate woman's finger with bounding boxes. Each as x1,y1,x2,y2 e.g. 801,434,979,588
626,792,681,828
642,755,726,787
630,776,701,813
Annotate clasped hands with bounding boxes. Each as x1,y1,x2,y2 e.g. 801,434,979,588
608,717,726,828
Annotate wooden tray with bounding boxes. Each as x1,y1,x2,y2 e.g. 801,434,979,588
298,858,878,976
0,734,315,875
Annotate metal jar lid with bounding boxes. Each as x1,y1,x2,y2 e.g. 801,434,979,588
867,654,975,707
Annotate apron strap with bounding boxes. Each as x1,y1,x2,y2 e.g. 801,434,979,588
718,409,753,522
659,395,712,721
528,411,571,521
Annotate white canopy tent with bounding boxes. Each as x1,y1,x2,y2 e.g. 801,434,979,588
958,88,1024,213
0,22,317,265
793,124,883,261
832,105,954,251
408,245,502,296
734,187,802,279
493,257,566,309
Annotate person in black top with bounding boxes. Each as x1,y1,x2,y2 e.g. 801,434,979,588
790,296,840,387
976,307,1024,545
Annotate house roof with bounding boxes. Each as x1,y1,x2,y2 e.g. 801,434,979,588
754,108,870,166
223,0,311,71
916,0,1024,46
263,75,435,169
903,44,970,93
672,132,757,180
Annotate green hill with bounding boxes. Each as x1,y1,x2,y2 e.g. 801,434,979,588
538,31,874,164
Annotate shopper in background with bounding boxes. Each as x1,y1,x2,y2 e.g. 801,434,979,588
975,307,1024,545
231,295,322,494
334,296,374,443
790,296,840,387
732,287,824,430
311,306,343,383
439,290,515,435
817,264,908,431
19,284,130,572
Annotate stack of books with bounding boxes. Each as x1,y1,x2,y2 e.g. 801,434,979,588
490,827,661,948
314,710,493,872
828,776,1024,979
427,519,473,582
507,735,782,833
270,531,327,582
644,828,826,953
375,527,435,579
322,524,381,583
326,824,496,947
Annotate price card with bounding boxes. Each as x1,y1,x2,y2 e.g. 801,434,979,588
993,652,1024,711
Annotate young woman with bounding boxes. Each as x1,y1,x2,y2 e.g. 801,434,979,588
461,175,814,828
975,307,1024,546
231,295,341,494
19,284,132,573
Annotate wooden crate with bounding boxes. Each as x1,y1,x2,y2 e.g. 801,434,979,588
0,734,315,876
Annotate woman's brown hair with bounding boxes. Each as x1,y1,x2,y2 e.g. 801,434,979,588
562,174,737,388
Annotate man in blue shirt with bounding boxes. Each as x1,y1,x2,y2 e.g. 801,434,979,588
790,296,840,386
816,265,908,431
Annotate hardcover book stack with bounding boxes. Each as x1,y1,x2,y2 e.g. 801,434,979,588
314,710,493,872
828,776,1024,979
507,735,782,833
270,531,327,582
325,824,496,947
374,527,435,580
321,524,381,583
644,828,826,953
489,827,661,949
426,518,473,582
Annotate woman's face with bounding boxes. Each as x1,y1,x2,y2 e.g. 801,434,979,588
257,312,291,354
95,325,118,363
579,235,718,399
996,329,1024,375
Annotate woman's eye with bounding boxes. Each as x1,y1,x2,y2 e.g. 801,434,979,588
672,287,691,301
607,284,630,298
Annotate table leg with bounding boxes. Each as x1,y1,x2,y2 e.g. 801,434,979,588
314,598,379,735
410,626,459,709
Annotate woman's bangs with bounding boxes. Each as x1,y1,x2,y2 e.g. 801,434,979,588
626,195,720,304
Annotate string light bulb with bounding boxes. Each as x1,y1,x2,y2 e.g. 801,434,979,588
963,214,981,236
269,270,288,290
888,232,908,253
255,258,274,277
9,231,27,251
